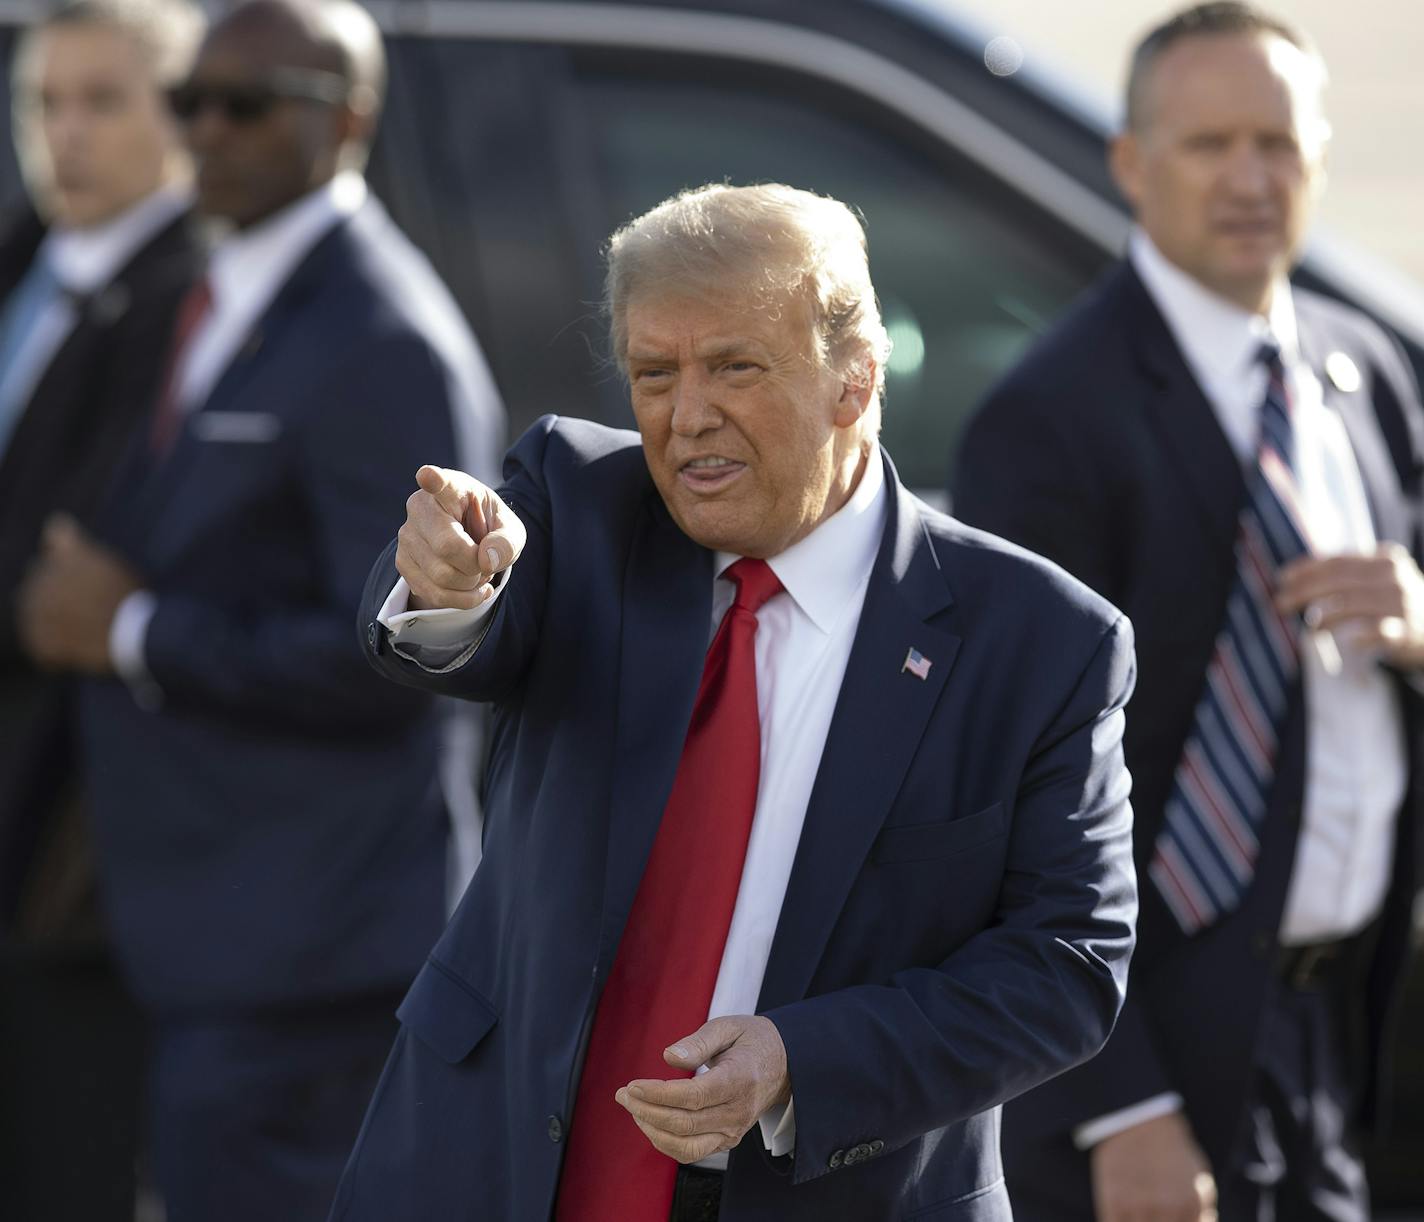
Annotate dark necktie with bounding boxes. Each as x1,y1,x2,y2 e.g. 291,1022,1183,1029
149,276,213,457
1149,341,1312,933
555,557,784,1221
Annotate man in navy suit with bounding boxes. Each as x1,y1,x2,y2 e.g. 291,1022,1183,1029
334,182,1137,1222
954,5,1424,1220
1,1,204,1215
17,1,503,1218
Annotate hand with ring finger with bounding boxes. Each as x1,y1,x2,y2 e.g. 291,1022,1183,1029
1276,543,1424,668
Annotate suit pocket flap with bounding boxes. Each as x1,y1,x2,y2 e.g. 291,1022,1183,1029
190,411,282,443
396,958,498,1064
872,802,1007,865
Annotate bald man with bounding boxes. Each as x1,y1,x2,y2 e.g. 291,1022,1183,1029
16,2,505,1217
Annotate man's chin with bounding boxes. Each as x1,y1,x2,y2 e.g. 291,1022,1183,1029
1200,258,1282,312
663,498,760,556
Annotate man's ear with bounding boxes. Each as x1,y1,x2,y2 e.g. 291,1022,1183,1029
833,356,877,428
1107,132,1141,209
334,90,379,155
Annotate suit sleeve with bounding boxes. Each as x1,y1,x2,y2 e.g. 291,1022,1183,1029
139,334,461,727
764,615,1139,1184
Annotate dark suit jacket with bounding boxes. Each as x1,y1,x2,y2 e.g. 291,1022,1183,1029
0,200,202,941
331,416,1138,1221
77,197,503,1012
953,260,1424,1194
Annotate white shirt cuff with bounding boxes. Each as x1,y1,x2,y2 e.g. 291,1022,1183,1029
758,1096,795,1158
1072,1092,1185,1150
379,576,502,647
108,590,163,711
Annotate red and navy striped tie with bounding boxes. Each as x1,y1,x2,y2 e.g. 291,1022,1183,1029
1149,342,1312,933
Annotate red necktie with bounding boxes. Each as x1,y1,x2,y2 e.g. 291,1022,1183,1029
149,277,213,457
555,557,784,1221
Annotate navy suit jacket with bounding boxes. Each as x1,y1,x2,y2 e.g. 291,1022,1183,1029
333,416,1138,1221
954,261,1424,1195
78,197,503,1012
0,202,201,933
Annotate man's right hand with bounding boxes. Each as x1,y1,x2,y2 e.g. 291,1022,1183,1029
396,465,525,611
1090,1111,1217,1222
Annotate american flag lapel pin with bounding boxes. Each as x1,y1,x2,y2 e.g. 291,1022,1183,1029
901,647,932,680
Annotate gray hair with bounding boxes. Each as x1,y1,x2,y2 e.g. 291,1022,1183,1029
604,183,893,405
16,0,206,90
1126,2,1326,133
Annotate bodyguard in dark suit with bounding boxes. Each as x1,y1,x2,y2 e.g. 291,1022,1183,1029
0,1,203,1216
16,1,503,1218
333,182,1138,1222
954,6,1424,1220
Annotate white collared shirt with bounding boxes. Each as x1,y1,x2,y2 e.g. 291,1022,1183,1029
1074,233,1410,1153
381,444,890,1162
0,183,191,446
47,183,192,296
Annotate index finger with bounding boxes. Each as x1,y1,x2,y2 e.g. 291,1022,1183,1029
414,464,474,522
1276,555,1384,605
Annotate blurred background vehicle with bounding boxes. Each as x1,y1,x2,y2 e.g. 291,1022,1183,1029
1,0,1419,1210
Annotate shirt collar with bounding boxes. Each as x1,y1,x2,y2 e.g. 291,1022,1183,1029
715,444,887,635
44,184,192,295
1129,226,1299,381
208,171,367,311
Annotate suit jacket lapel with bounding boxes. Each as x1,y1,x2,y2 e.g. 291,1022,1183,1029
1295,303,1411,547
187,212,353,419
758,459,960,1010
1122,263,1248,557
597,493,714,977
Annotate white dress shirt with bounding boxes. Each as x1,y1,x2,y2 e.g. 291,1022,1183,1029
381,444,890,1164
108,173,369,700
0,184,191,453
1074,232,1409,1150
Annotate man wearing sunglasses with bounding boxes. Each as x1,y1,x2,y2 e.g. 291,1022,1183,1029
17,1,505,1219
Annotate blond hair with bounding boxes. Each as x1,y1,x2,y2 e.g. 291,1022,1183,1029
605,183,892,404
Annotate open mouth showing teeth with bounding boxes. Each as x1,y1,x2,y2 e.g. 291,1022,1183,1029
679,457,746,490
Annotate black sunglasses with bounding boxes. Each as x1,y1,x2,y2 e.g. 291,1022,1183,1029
167,67,350,124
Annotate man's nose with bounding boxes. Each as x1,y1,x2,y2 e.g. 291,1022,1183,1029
669,371,721,436
44,108,85,156
1221,142,1271,198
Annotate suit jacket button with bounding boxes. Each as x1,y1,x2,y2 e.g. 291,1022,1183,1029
869,1139,884,1155
547,1114,564,1143
829,1149,844,1169
366,622,382,654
